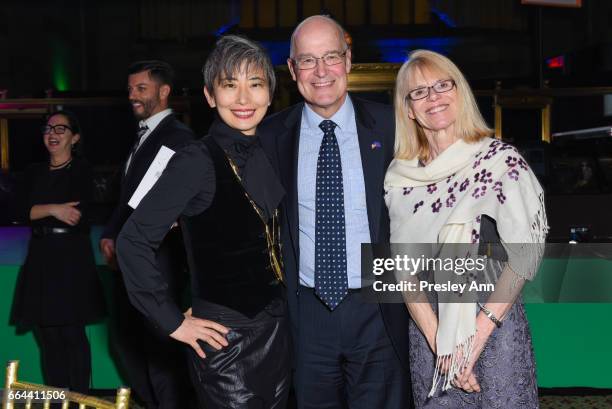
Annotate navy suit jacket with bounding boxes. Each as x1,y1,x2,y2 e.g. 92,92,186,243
260,95,411,372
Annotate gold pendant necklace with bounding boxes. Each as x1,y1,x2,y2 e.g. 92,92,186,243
225,154,284,283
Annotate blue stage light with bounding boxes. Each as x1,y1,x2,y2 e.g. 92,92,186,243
373,38,458,63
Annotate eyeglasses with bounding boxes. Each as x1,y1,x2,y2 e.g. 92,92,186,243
292,51,347,70
405,79,456,101
42,124,73,135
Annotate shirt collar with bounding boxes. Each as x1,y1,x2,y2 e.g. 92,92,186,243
302,94,354,133
139,108,172,133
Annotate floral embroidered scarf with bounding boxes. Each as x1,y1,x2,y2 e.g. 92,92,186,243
384,137,548,395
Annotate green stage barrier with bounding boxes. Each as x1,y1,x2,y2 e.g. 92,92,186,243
0,226,123,388
0,265,123,389
525,303,612,388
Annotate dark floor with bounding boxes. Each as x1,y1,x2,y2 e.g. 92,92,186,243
117,394,612,409
540,395,612,409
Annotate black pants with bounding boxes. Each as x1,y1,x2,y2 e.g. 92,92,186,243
35,325,91,394
110,278,193,409
186,297,291,409
296,287,410,409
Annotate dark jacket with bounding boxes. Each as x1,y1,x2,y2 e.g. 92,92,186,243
258,95,411,372
102,113,195,241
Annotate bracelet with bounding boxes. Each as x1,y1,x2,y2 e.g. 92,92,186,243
477,302,503,328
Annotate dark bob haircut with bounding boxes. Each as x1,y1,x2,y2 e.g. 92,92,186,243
47,109,81,135
46,109,83,154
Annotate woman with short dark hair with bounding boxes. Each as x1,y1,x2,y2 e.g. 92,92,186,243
117,35,290,408
12,110,106,394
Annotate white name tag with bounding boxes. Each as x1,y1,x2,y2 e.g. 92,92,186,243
128,145,175,209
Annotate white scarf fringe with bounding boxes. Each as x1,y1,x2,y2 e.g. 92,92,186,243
429,333,475,397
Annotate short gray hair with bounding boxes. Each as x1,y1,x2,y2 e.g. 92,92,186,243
202,35,276,99
289,15,347,58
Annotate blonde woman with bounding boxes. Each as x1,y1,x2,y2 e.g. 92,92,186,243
384,50,546,408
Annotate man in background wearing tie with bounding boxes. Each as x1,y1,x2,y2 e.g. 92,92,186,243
260,15,412,409
99,60,194,409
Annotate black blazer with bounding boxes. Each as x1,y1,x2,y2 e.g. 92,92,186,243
259,95,411,372
102,113,195,241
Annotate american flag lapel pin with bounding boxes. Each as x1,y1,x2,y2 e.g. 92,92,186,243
371,141,382,150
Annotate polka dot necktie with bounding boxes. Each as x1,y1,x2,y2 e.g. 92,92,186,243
314,120,348,310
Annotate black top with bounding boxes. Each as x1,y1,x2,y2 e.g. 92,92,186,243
116,119,284,334
208,119,284,220
182,136,282,319
21,158,92,230
11,157,106,327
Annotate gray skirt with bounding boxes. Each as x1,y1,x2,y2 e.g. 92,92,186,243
409,299,539,409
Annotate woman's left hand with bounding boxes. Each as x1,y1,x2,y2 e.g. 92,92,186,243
452,313,496,393
50,201,81,225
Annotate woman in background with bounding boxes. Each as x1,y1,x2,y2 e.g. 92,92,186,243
12,110,106,393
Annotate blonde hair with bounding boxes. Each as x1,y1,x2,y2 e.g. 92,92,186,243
394,49,492,161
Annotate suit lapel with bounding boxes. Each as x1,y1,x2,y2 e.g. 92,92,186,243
123,114,174,196
125,114,173,180
353,97,384,242
277,104,303,266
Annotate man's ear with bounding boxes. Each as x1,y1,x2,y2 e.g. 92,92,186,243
159,84,171,100
287,58,297,82
345,48,352,74
203,86,216,108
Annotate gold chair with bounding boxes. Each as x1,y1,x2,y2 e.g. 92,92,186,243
3,360,130,409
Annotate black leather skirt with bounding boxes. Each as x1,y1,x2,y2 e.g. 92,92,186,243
187,297,291,409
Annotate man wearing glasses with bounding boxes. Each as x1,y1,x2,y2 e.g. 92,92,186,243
260,15,412,409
